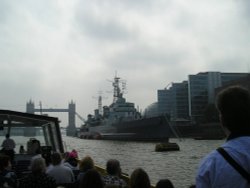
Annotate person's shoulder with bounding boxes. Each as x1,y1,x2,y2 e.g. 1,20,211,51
198,150,221,171
61,164,74,172
43,173,56,182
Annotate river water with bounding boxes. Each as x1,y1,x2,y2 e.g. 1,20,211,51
63,136,224,188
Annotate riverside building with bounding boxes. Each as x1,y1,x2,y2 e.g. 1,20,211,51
156,71,249,124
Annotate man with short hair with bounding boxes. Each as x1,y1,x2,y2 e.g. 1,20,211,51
1,134,15,162
196,86,250,187
46,152,75,184
103,159,127,187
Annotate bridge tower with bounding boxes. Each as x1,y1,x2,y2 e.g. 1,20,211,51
26,100,35,114
25,100,36,136
67,100,76,136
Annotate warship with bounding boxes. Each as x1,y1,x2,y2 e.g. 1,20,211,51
79,75,173,141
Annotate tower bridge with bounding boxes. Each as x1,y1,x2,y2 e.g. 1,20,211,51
26,100,82,136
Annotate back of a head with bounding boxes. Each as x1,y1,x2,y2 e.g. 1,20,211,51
106,159,120,176
216,86,250,133
51,152,62,165
31,157,46,175
156,179,174,188
79,155,94,171
130,168,151,188
80,169,104,188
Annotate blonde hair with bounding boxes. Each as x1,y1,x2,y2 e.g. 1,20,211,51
79,155,94,171
31,157,46,174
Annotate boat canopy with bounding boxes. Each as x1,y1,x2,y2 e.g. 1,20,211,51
0,110,64,153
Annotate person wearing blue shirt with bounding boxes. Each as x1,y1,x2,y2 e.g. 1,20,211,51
196,86,250,188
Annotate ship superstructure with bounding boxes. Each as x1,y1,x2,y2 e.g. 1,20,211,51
79,75,173,141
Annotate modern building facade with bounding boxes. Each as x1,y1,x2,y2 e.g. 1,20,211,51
156,71,249,124
157,81,189,121
169,81,189,120
188,72,249,123
157,89,171,116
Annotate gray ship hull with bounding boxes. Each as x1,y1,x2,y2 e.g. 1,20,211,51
80,116,173,141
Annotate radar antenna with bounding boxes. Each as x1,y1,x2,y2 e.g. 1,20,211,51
112,75,127,102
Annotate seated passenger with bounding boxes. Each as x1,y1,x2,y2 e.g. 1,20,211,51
27,138,40,155
31,148,42,162
103,159,127,188
61,152,70,163
46,152,75,184
0,154,17,188
77,155,95,181
19,145,26,154
130,168,150,188
70,149,78,159
19,157,56,188
63,152,79,170
79,169,104,188
156,179,174,188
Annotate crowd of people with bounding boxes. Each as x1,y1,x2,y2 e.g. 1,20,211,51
0,148,175,188
1,85,250,188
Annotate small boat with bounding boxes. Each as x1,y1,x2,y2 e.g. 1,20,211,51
155,142,180,152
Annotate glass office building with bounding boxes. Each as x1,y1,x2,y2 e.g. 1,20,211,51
156,72,249,123
157,81,189,120
188,72,248,123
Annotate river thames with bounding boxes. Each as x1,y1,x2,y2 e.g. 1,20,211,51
63,136,224,188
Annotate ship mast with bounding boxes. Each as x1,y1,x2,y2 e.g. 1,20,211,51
98,95,103,115
111,72,126,103
113,76,121,103
93,91,106,115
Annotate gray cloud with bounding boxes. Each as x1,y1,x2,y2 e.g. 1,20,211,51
0,0,250,126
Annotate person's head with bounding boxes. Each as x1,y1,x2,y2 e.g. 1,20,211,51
130,168,151,188
79,155,94,171
31,157,46,175
216,86,250,133
106,159,121,176
5,134,9,138
63,152,70,160
71,149,78,158
51,152,62,165
156,179,174,188
66,156,78,167
0,154,11,171
79,169,104,188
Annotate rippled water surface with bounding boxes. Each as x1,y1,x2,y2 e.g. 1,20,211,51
63,136,224,188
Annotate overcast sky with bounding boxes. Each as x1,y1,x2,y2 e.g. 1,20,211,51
0,0,249,127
